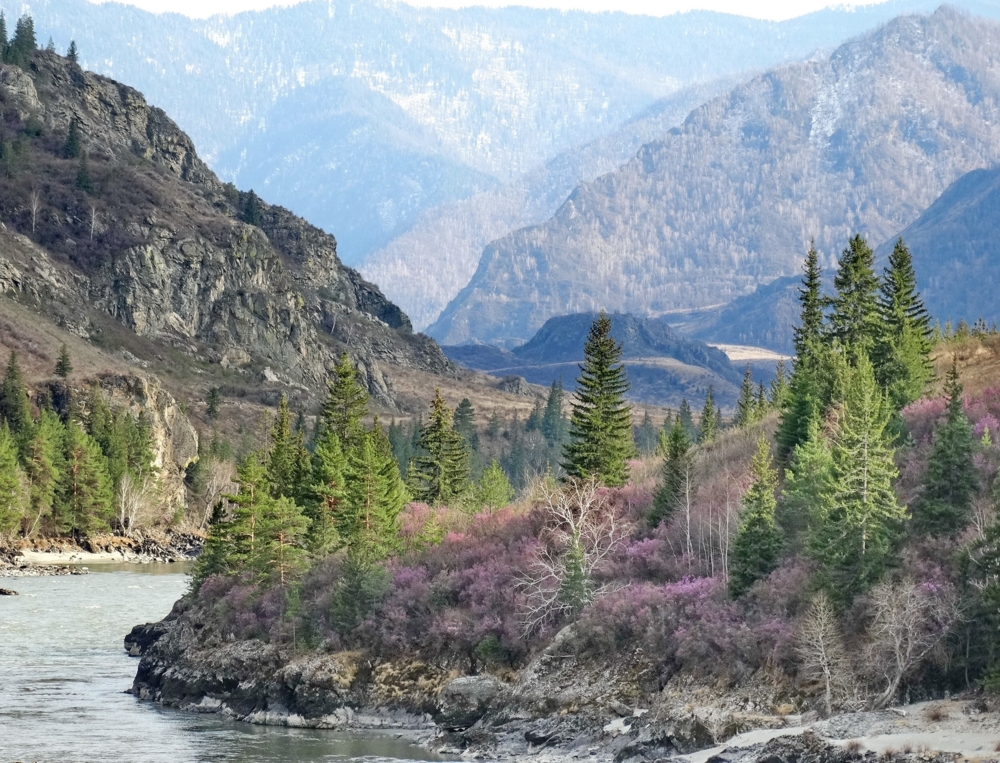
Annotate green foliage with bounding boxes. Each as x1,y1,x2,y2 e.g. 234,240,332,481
0,352,32,437
67,40,78,63
634,410,658,455
85,390,154,494
63,118,82,160
6,15,35,68
473,459,514,512
57,419,113,535
541,380,567,445
242,189,263,226
769,360,789,411
562,312,633,487
453,397,479,454
21,409,63,537
307,426,346,554
330,552,390,635
206,387,221,420
734,366,757,428
698,388,717,444
915,360,977,535
678,398,697,441
259,495,310,586
829,235,882,359
808,355,904,606
407,390,470,504
76,152,93,193
729,437,782,598
54,344,72,379
321,353,368,452
558,540,591,615
650,418,690,527
794,241,825,357
344,425,406,562
778,418,834,549
267,394,309,501
0,424,26,535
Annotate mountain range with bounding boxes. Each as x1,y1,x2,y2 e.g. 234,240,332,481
429,6,1000,347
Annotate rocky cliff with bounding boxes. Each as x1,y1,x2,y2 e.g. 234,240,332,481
429,7,1000,346
0,51,453,409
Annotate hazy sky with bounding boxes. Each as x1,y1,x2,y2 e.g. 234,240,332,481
90,0,862,21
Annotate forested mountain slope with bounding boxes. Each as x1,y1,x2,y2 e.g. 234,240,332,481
430,7,1000,346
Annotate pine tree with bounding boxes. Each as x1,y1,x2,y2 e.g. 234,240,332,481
76,152,93,193
734,366,757,427
650,418,690,527
678,398,697,441
8,15,35,68
63,118,82,159
563,313,633,487
915,359,977,535
795,241,826,358
475,459,514,512
770,360,789,410
0,424,26,535
67,40,78,64
453,397,479,453
54,344,72,378
525,397,544,432
307,425,346,553
267,394,299,499
344,426,405,562
778,418,834,549
756,382,768,416
0,352,32,438
487,409,501,438
258,496,310,586
242,189,263,226
698,388,717,444
876,239,932,409
809,355,904,605
21,409,62,537
408,390,470,504
45,36,55,53
57,419,113,535
729,437,782,598
206,387,221,420
0,13,7,61
829,235,882,358
320,353,368,452
635,410,658,455
541,380,566,445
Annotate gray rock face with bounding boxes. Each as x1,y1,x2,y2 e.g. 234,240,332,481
0,53,454,404
430,8,1000,346
435,675,504,731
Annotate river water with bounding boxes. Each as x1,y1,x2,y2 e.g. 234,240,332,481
0,565,445,763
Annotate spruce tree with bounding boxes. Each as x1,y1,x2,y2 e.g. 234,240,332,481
698,388,717,444
67,40,78,63
734,366,757,427
308,426,346,554
795,241,825,358
343,426,405,562
242,190,263,226
21,409,62,536
876,239,932,409
0,424,25,535
525,397,544,432
267,394,298,499
729,437,782,598
453,397,479,453
635,410,658,455
475,459,515,512
206,387,221,420
57,419,113,535
770,360,789,410
829,235,882,358
8,15,35,68
76,152,93,193
0,13,7,60
678,398,697,441
63,118,82,160
778,418,834,549
562,312,633,487
541,380,566,445
650,418,690,527
0,352,32,437
54,344,72,378
258,496,310,586
916,359,977,535
408,390,470,504
809,354,904,605
321,353,368,452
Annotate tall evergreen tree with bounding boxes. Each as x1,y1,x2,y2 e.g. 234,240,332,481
307,426,346,553
474,459,515,512
678,398,697,441
795,241,825,358
734,366,757,427
453,397,479,453
57,419,113,535
21,409,62,537
0,424,25,535
809,355,904,605
876,239,932,409
67,40,78,63
0,352,32,437
563,313,633,487
829,235,882,358
258,496,310,586
76,151,93,193
320,353,368,452
267,394,298,499
778,418,835,549
698,388,718,444
0,13,7,60
242,189,263,226
54,344,72,378
650,418,690,527
63,118,82,159
343,425,405,562
7,15,35,68
541,379,567,445
770,360,789,410
915,359,977,534
206,387,221,420
635,410,659,455
408,390,470,504
729,437,782,598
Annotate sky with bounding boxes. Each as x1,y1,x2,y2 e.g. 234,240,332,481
89,0,866,21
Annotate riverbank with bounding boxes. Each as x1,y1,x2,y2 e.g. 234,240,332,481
125,613,1000,763
0,532,202,577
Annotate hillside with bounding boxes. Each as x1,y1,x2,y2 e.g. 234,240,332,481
0,49,533,418
444,312,741,407
429,7,1000,346
6,0,998,268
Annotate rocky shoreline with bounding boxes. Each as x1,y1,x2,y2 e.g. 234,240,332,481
0,532,202,577
124,614,995,763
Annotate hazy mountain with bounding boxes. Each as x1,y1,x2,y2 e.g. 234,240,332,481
5,0,998,269
444,313,740,406
428,7,1000,346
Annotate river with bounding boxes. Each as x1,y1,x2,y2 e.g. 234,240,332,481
0,565,446,763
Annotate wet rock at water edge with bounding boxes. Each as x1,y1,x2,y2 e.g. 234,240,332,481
435,675,504,731
0,587,18,595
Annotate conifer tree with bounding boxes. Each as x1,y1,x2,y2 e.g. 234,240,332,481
21,409,62,537
635,410,659,454
756,381,768,414
541,379,566,445
487,409,502,438
76,151,93,193
63,118,82,159
57,419,113,535
729,437,782,598
525,397,544,432
453,397,478,453
307,426,346,553
915,359,977,534
67,40,78,63
242,189,263,226
45,36,54,53
0,352,32,437
205,387,221,420
778,418,834,548
829,235,882,358
563,313,633,487
769,360,789,410
0,424,25,535
54,344,72,378
321,353,368,452
475,459,515,512
734,366,757,427
343,426,405,562
809,355,904,605
678,398,696,441
267,394,299,499
698,388,717,444
795,241,825,358
8,15,35,68
876,239,932,409
258,496,310,586
408,390,470,504
650,418,690,527
0,13,7,59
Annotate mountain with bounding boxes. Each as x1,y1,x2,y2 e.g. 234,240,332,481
444,312,741,407
0,50,450,410
5,0,998,270
428,7,1000,347
875,166,1000,326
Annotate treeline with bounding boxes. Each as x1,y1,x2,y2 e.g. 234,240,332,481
0,13,77,69
0,349,156,538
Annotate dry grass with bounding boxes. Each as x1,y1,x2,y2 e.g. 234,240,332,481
844,739,864,753
931,335,1000,398
923,704,948,723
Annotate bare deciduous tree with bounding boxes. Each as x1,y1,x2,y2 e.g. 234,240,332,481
117,473,156,537
200,459,237,530
29,190,41,233
89,204,98,240
518,478,633,634
866,578,957,709
797,592,857,716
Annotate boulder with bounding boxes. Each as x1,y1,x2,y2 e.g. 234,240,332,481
435,675,504,731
